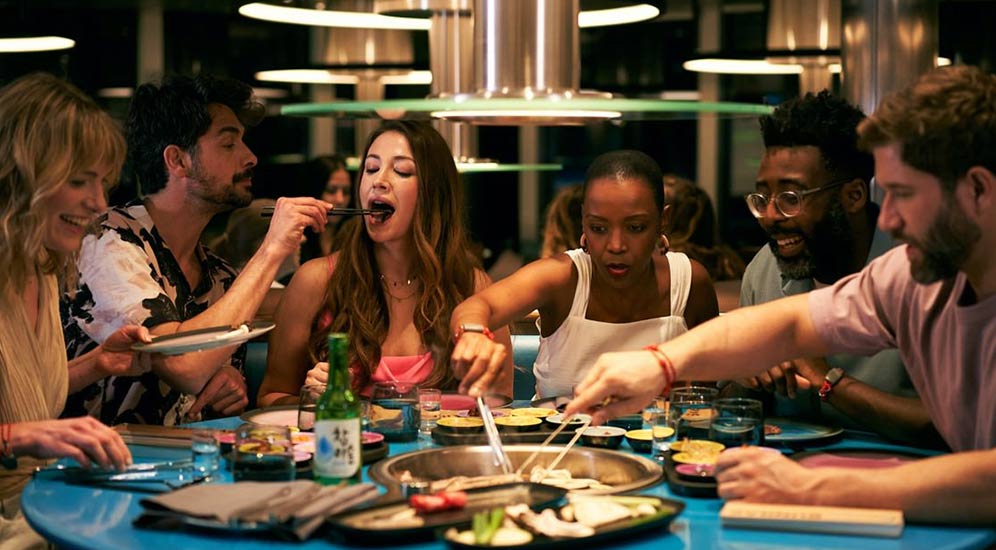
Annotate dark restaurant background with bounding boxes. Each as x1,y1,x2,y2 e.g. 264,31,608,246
1,0,994,267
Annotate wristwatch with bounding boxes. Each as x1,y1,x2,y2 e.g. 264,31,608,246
818,367,846,401
454,323,494,342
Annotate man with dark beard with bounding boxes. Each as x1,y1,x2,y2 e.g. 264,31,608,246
567,65,996,524
62,75,332,426
733,91,940,446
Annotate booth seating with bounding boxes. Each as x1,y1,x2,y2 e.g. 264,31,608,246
243,334,543,408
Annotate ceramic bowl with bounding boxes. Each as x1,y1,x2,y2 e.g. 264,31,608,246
577,426,626,449
624,429,654,453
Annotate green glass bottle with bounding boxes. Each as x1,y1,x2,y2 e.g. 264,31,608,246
314,332,362,484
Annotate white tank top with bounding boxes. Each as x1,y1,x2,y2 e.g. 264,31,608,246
533,249,692,398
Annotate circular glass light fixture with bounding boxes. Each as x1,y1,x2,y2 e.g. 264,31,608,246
240,2,658,30
0,36,75,53
238,2,431,30
683,58,803,75
255,69,361,84
578,3,659,28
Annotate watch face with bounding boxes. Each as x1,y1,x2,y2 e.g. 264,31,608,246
461,323,485,333
826,367,845,385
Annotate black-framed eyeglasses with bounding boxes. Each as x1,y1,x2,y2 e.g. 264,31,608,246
744,178,851,219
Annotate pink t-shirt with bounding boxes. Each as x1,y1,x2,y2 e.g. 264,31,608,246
808,246,996,452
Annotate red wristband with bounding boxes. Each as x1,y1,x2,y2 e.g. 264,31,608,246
644,345,676,395
454,324,494,342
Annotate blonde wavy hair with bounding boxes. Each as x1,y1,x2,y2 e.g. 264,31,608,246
0,73,125,295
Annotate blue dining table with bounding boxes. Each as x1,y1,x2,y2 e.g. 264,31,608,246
21,415,996,550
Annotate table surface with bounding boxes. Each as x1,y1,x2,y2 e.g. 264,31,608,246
21,416,996,550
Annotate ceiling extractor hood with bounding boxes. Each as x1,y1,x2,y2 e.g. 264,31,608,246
279,0,772,124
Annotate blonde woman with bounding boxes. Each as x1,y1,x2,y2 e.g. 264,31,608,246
0,73,149,548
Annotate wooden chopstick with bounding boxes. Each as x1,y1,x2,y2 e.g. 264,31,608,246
259,205,379,218
515,414,575,476
543,418,590,474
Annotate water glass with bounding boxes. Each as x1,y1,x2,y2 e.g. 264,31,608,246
191,429,220,475
641,395,668,430
418,388,442,436
298,384,326,431
709,397,764,447
370,382,420,442
650,409,675,456
232,423,295,482
359,400,372,432
670,385,719,441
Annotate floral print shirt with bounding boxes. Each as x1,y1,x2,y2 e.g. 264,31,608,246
62,201,245,426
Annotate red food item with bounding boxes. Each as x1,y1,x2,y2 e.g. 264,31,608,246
409,491,469,513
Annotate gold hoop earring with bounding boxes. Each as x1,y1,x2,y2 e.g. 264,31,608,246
580,234,588,253
658,233,670,255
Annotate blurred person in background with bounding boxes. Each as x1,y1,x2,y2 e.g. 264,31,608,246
300,154,353,263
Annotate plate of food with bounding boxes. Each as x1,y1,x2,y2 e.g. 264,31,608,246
763,417,844,444
132,321,274,355
327,483,566,543
441,494,684,549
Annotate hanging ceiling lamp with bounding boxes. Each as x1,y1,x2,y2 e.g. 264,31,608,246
0,36,74,53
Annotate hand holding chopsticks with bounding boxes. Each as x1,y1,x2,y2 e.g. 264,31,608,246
259,205,379,218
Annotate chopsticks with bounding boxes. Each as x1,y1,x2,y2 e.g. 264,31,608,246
478,396,513,475
259,205,380,218
543,418,590,475
515,414,576,476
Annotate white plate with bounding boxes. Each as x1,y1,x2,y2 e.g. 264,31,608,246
545,413,592,426
132,321,274,355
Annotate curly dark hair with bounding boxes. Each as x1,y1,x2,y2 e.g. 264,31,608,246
583,150,666,214
858,65,996,193
126,74,264,195
760,90,874,184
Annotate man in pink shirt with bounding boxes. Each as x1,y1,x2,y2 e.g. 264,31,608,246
563,65,996,525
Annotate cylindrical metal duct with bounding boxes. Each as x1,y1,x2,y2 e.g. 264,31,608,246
767,0,840,94
473,0,580,96
841,0,939,117
427,9,477,160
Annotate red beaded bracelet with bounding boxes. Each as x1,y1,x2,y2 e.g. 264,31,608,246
644,345,677,394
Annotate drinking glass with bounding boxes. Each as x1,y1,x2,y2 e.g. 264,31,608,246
418,387,442,436
370,382,420,442
709,397,764,447
232,423,295,482
650,409,675,456
670,385,719,441
191,429,220,475
298,384,326,431
641,395,668,430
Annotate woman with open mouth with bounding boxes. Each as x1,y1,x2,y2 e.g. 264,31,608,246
258,121,514,405
450,150,719,399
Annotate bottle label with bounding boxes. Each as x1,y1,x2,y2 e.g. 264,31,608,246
314,418,361,478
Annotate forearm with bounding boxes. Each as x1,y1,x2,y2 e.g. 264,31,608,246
665,295,829,381
808,449,996,524
151,246,287,393
66,347,108,393
827,377,944,446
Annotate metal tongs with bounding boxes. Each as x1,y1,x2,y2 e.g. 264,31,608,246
477,396,513,475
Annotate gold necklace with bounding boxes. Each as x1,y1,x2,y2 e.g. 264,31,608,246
380,274,418,300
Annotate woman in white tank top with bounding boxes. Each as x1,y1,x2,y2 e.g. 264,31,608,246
451,150,719,398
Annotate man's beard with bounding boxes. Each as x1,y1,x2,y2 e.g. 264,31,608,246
768,198,854,282
188,161,253,210
899,199,981,284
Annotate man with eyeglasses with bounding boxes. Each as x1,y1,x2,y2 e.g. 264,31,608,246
566,65,996,524
731,91,938,446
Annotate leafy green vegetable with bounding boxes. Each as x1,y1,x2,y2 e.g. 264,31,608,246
472,508,505,545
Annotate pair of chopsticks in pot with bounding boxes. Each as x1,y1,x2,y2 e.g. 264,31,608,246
259,205,380,218
516,414,590,480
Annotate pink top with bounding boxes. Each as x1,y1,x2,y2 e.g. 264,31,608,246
808,246,996,452
320,256,435,398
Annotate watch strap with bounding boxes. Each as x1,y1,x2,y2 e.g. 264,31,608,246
818,367,845,401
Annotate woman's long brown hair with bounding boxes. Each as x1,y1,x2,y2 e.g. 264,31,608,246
308,121,480,391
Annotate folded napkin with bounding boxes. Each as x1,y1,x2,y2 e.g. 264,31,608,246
139,480,379,540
